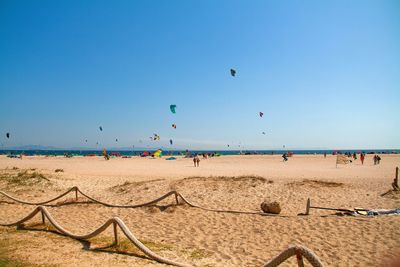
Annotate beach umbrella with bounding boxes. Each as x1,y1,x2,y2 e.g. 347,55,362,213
170,105,177,114
6,133,10,139
230,69,236,77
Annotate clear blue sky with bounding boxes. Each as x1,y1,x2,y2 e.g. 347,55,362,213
0,0,399,150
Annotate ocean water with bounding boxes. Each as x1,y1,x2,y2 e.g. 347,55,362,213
0,149,399,156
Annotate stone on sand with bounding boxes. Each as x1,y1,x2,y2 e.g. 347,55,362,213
261,200,281,214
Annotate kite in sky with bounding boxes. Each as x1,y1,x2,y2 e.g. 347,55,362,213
230,69,236,77
85,139,88,142
172,123,177,129
170,105,177,114
169,139,173,145
259,112,264,117
99,126,103,131
262,132,266,135
116,139,118,142
6,133,10,139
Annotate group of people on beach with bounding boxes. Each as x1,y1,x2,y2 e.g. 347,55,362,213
373,154,381,165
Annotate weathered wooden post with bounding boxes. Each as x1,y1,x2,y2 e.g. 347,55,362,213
393,167,399,191
296,249,305,267
41,209,45,224
305,198,311,215
113,221,118,245
75,187,78,201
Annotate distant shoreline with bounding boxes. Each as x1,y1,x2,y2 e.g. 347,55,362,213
1,149,399,156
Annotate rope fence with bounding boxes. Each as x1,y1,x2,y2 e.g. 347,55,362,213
0,186,276,216
0,205,324,267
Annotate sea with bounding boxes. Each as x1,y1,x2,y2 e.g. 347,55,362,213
0,149,399,156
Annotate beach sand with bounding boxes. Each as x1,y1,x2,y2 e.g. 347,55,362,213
0,154,399,266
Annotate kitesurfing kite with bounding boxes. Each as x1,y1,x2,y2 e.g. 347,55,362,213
85,139,88,142
172,124,177,129
262,132,266,135
170,105,177,114
99,126,103,131
153,149,162,158
96,142,99,145
152,134,160,141
259,112,264,117
6,133,10,139
169,139,173,145
115,139,118,142
230,69,236,77
227,144,230,147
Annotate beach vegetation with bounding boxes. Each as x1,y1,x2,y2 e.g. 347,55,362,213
286,179,343,188
0,169,51,187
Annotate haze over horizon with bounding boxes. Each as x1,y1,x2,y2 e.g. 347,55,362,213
1,1,399,150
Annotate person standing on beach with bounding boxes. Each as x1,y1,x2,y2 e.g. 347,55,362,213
102,149,109,160
282,153,288,162
193,154,200,167
360,152,365,165
324,152,327,158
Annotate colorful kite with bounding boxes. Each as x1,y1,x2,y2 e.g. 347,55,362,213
170,105,177,114
172,124,177,129
153,149,162,157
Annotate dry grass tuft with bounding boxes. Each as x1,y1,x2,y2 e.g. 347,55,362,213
109,179,165,193
287,179,343,188
0,169,51,188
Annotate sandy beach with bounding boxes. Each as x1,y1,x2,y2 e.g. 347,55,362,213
0,154,399,266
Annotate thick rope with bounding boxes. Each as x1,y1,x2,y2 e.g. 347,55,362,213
0,187,276,216
262,245,324,267
0,205,190,267
0,206,324,267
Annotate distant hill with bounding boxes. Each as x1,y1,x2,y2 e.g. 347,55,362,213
2,145,159,151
